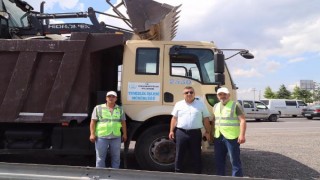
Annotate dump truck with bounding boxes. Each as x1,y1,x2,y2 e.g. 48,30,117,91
0,0,253,171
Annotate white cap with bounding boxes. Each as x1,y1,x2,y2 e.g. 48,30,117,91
106,91,117,97
217,87,230,94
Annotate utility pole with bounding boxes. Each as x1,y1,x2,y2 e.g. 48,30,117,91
252,88,256,101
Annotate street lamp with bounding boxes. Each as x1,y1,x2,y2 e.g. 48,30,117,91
215,48,254,60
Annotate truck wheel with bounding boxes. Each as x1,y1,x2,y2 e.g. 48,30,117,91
268,114,278,122
135,125,175,171
306,117,313,120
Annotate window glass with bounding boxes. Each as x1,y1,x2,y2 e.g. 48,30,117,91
206,94,219,107
260,100,269,105
243,101,254,108
3,0,29,28
255,101,267,109
170,48,215,84
136,48,159,75
285,101,297,106
297,101,307,106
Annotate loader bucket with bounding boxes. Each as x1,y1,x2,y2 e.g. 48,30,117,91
123,0,181,40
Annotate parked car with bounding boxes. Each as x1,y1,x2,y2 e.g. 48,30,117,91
301,105,320,119
238,100,279,122
260,99,307,117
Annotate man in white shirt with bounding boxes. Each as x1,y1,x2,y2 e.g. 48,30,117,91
169,86,211,174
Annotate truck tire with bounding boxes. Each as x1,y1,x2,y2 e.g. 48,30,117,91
135,125,175,171
268,114,278,122
306,117,313,120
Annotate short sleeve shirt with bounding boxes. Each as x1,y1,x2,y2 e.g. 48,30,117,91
171,98,211,129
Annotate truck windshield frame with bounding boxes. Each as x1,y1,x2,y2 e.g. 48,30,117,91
3,0,29,28
170,48,216,84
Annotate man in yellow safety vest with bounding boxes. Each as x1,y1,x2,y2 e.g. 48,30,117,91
89,91,127,168
212,87,246,177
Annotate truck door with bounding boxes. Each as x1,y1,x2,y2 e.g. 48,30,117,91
162,44,216,108
121,42,165,121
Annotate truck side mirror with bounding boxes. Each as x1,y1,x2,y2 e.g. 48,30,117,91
214,53,224,73
214,52,225,85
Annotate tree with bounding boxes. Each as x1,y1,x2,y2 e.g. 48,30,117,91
292,86,301,99
313,89,320,102
292,86,313,102
264,86,276,99
276,84,291,99
300,89,313,103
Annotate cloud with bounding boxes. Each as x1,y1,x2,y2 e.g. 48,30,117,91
288,82,300,91
237,88,262,100
288,57,305,64
96,0,131,30
160,0,320,78
49,19,65,24
27,0,80,11
266,60,281,72
233,68,263,78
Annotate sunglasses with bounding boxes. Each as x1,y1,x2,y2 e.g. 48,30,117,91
184,91,194,95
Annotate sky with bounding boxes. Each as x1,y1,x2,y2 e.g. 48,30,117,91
26,0,320,100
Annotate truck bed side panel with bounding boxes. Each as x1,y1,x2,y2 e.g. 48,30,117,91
0,33,124,123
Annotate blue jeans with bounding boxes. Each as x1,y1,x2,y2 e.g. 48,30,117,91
95,137,121,168
214,135,243,177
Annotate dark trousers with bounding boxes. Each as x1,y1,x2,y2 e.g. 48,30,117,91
175,128,202,174
214,134,243,177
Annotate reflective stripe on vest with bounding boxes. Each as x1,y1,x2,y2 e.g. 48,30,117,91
95,104,123,137
214,101,240,139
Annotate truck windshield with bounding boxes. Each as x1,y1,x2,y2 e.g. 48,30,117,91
3,0,29,28
171,48,216,84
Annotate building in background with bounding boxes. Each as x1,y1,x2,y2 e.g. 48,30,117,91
300,80,315,91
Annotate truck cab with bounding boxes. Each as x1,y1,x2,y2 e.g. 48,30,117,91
121,40,230,121
238,100,279,122
120,40,232,170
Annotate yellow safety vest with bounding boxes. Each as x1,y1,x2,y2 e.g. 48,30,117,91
95,104,123,137
214,100,240,139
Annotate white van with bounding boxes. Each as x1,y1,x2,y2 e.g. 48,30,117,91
238,100,279,121
260,99,307,117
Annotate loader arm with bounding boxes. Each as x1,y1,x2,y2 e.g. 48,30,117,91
0,0,180,41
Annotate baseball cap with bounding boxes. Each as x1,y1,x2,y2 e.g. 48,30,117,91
106,91,117,97
217,87,230,94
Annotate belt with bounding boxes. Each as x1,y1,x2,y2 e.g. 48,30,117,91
176,128,201,133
